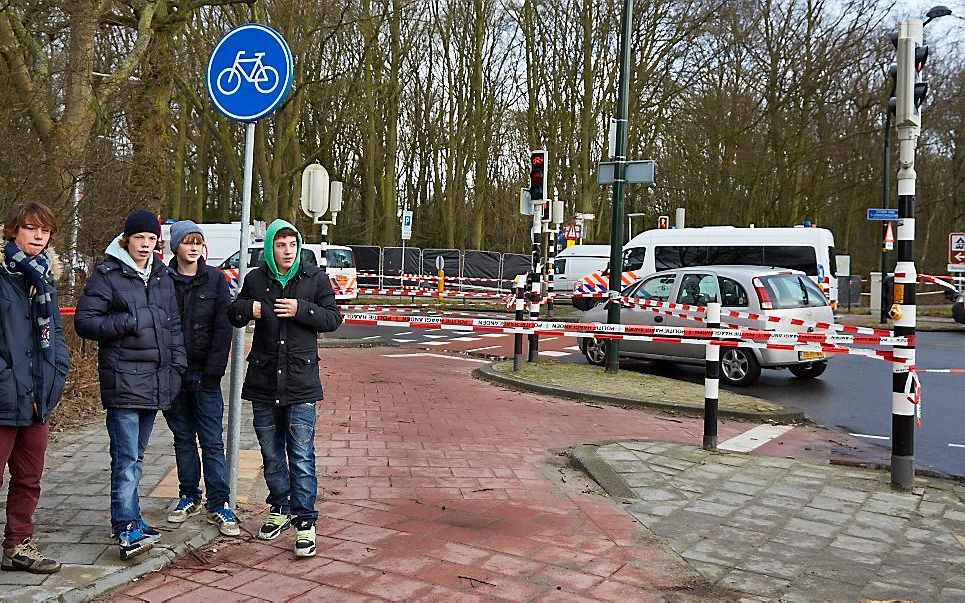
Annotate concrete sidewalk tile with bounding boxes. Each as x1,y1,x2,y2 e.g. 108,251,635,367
234,573,317,601
534,565,605,592
299,559,378,589
165,585,261,602
126,573,200,602
355,572,437,601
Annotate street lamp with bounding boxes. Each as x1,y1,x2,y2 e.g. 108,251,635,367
879,5,951,323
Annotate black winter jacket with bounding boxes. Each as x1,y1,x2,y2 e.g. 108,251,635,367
169,259,232,389
227,263,341,405
0,248,70,426
75,254,187,410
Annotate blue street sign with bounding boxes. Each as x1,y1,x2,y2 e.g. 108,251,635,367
867,208,899,221
206,24,293,122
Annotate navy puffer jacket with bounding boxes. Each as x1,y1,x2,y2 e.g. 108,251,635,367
0,247,70,426
75,253,186,410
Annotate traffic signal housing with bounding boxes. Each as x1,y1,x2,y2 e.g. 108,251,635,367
529,150,547,202
657,215,670,229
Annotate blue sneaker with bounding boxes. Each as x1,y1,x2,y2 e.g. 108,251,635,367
117,522,155,560
207,504,241,537
135,519,161,544
167,496,203,523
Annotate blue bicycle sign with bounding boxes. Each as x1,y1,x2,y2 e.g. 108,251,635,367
206,24,293,122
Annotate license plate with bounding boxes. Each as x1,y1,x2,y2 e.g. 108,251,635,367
798,351,825,361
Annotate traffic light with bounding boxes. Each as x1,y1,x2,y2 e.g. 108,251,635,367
529,150,547,202
887,64,898,114
914,45,929,110
657,215,669,229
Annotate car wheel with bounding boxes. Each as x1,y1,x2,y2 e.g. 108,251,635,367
572,296,599,311
719,348,761,387
788,361,828,379
581,338,607,366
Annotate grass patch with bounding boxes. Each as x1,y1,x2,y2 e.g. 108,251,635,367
493,360,785,414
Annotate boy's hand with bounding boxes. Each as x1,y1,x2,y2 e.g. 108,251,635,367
252,301,262,318
274,298,298,318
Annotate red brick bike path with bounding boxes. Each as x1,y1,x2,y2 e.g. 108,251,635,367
113,348,885,602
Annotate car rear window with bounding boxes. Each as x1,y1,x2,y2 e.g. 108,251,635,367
554,258,566,274
761,275,828,309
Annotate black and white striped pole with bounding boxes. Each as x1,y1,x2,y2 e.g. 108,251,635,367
528,203,542,362
513,274,526,372
890,18,924,489
703,302,721,450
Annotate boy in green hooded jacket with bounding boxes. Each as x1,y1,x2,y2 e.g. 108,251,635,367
227,220,342,557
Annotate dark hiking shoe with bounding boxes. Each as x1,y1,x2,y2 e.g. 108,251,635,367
1,538,61,574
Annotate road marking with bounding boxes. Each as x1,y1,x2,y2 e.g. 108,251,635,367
539,350,572,358
424,341,449,346
949,443,965,449
361,335,381,340
382,352,488,363
718,424,795,453
392,338,415,343
849,433,890,441
422,334,447,339
395,331,413,335
540,337,560,342
452,337,482,342
564,346,581,352
479,333,507,338
467,345,500,352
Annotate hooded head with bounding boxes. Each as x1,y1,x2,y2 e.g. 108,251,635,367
263,218,302,287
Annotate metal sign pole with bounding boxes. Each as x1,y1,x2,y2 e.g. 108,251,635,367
226,122,255,508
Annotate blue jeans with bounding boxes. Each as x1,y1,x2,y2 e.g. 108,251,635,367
252,402,318,525
106,408,156,535
162,375,230,510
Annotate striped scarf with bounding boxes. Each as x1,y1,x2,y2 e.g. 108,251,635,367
4,239,54,360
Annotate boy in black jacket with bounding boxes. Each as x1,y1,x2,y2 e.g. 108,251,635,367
163,221,238,536
227,219,341,558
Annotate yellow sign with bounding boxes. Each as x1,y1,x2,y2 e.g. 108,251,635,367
893,283,905,304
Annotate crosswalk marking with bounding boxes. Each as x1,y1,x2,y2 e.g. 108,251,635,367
719,424,795,452
422,334,447,339
452,337,482,342
538,350,572,358
392,338,415,343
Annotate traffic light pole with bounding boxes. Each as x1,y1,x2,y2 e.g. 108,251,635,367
891,19,922,489
880,111,892,324
528,207,542,362
604,0,633,374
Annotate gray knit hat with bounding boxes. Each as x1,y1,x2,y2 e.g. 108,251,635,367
169,220,204,253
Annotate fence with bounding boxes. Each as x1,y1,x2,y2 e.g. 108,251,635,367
350,245,531,291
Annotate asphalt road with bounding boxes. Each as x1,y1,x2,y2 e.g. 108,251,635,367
331,315,965,478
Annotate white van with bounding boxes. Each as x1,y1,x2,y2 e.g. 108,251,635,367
553,245,610,294
220,244,358,301
574,226,838,308
160,221,260,267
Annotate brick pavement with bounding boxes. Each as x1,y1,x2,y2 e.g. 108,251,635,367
111,347,890,602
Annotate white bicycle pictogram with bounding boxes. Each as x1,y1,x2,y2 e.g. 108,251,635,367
217,51,280,95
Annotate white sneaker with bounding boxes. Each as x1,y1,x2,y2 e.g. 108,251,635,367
294,522,316,557
167,497,203,523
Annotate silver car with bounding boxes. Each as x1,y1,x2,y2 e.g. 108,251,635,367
579,266,834,386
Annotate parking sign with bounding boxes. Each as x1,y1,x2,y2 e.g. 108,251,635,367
206,24,293,122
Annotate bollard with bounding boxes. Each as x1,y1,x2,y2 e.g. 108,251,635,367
437,268,444,301
513,277,525,371
703,302,721,450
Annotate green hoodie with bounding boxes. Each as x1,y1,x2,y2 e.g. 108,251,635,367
263,218,303,287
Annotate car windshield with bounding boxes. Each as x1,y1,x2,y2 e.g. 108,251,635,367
761,275,828,309
327,249,355,269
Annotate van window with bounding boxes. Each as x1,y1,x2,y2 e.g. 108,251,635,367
638,275,676,302
720,277,749,307
828,247,836,277
677,274,717,305
763,247,818,275
327,249,355,269
761,275,828,309
622,248,647,271
554,258,566,274
655,245,819,275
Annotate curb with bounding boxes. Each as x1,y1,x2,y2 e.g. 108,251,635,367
570,441,637,500
58,524,222,603
318,338,401,349
472,364,803,423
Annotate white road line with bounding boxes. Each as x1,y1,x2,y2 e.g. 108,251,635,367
361,335,381,340
539,350,572,358
467,345,501,352
395,331,413,335
949,443,965,449
452,337,482,342
849,433,890,441
540,337,560,342
422,334,447,339
564,346,581,352
382,352,488,363
479,333,507,338
718,424,796,453
424,341,449,346
391,338,415,343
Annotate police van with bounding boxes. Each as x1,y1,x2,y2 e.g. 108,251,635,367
573,226,838,310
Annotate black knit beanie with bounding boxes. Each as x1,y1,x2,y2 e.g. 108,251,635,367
123,209,161,238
